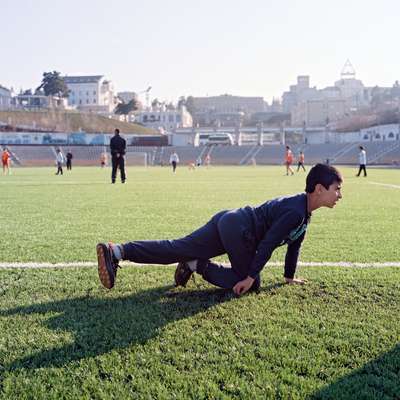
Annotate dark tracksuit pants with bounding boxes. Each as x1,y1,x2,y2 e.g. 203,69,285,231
122,209,261,289
112,156,126,183
297,162,306,172
56,162,63,175
357,164,367,177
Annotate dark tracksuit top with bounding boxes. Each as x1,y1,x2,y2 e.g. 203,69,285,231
122,192,311,288
245,192,310,279
110,134,127,182
110,135,126,156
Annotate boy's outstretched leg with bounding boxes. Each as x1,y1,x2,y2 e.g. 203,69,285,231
96,242,121,289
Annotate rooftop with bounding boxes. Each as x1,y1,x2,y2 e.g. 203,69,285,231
63,75,104,84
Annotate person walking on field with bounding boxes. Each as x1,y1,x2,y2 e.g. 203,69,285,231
169,151,179,173
55,148,64,175
297,151,306,172
110,128,126,184
2,148,11,175
100,152,108,168
97,163,343,296
285,145,295,175
356,145,367,177
66,150,73,170
205,153,211,168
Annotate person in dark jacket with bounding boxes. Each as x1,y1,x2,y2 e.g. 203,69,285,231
110,128,126,183
66,150,73,170
97,163,343,296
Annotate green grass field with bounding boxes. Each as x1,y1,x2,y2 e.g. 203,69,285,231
0,166,399,399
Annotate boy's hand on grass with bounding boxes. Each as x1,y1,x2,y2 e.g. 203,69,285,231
233,276,255,296
285,277,308,285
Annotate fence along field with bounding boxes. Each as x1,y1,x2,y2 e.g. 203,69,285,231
0,166,399,399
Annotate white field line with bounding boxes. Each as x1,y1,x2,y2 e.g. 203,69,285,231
1,261,400,269
369,181,400,189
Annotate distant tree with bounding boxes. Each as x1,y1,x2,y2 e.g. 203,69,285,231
177,96,186,109
114,99,140,116
185,96,196,116
166,102,175,111
151,98,160,109
378,109,400,125
178,95,196,115
22,89,33,96
37,71,69,97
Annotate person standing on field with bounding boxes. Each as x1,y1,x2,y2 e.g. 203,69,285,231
110,128,126,184
100,152,108,168
285,146,295,176
297,151,306,172
55,148,64,175
169,151,179,173
2,148,11,175
96,163,343,296
66,150,73,170
356,146,367,177
205,154,211,168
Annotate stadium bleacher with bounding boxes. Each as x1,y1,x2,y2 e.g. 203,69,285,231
6,142,400,167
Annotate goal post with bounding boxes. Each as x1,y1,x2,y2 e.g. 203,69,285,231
125,152,149,167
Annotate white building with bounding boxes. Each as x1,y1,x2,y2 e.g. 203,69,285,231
292,98,347,127
135,105,193,132
192,95,266,114
282,76,318,114
63,75,117,114
334,60,367,109
0,85,12,110
360,124,400,142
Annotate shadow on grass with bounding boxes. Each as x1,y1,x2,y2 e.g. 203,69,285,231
1,283,283,371
310,344,400,400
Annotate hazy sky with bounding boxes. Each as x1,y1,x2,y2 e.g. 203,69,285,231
1,0,399,104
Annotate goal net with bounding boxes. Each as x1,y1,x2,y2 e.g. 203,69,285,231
125,152,149,167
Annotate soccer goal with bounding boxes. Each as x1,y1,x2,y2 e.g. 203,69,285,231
125,152,149,167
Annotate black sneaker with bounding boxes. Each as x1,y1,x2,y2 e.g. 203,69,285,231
96,243,120,289
174,261,193,287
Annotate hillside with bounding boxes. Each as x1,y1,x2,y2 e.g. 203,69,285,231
0,109,155,134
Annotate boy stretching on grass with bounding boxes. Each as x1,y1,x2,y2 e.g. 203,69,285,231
97,163,343,296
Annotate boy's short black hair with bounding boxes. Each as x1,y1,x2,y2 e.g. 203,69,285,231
115,128,120,134
305,163,342,193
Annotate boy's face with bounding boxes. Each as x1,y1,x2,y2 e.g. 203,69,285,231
318,181,342,208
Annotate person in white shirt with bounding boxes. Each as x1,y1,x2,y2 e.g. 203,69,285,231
55,148,64,175
169,152,179,173
356,146,367,177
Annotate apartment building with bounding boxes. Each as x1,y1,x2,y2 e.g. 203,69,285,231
63,75,117,114
135,105,193,131
0,85,12,110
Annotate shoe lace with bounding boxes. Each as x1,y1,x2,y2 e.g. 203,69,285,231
108,242,122,271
